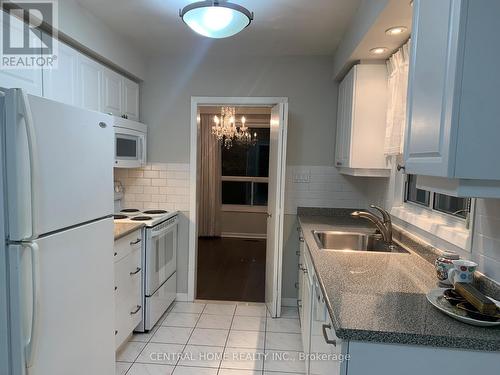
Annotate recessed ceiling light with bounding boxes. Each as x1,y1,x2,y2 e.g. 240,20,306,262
179,0,254,39
370,47,389,55
385,26,408,36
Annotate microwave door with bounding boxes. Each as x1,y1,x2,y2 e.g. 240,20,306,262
115,131,143,168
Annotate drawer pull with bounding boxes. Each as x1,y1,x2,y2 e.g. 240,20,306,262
322,324,337,346
115,330,118,335
297,299,302,308
130,267,141,275
130,238,141,245
114,252,117,256
299,236,304,243
130,305,142,315
114,286,118,291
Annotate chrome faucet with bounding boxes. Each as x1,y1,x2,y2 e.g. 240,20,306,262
351,205,393,244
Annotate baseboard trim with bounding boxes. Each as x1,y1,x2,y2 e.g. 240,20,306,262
221,232,267,239
281,297,297,307
176,292,189,302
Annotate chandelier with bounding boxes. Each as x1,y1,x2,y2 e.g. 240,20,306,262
212,106,257,149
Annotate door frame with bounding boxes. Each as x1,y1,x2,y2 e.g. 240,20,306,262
188,96,288,308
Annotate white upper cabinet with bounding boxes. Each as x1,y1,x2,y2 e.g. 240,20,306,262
0,12,43,96
335,64,389,177
78,54,102,112
122,78,140,121
101,67,123,116
405,0,500,185
42,37,78,106
102,68,140,120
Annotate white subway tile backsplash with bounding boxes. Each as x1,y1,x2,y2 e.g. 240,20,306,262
284,165,369,214
114,163,190,211
143,170,160,179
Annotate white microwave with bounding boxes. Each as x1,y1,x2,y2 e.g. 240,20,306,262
114,117,147,168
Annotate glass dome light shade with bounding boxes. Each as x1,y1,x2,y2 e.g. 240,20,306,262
180,1,254,39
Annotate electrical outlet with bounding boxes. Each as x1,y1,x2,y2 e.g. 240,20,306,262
293,172,310,183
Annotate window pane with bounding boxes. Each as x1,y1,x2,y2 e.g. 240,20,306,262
253,183,268,206
222,181,251,205
221,128,270,177
433,194,470,219
406,174,430,206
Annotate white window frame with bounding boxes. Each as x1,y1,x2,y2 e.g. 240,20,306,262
390,172,475,252
221,175,269,212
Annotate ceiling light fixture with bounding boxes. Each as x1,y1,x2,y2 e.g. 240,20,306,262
370,47,389,55
385,26,408,36
179,1,254,39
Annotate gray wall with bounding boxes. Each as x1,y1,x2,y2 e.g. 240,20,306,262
142,55,338,166
141,54,340,298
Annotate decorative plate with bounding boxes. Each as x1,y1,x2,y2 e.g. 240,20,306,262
426,288,500,327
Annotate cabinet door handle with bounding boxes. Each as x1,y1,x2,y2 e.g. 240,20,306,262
336,161,342,166
322,324,337,346
130,305,142,315
297,300,302,308
114,252,118,256
130,238,141,245
115,330,118,336
130,267,141,275
114,286,118,291
299,236,304,243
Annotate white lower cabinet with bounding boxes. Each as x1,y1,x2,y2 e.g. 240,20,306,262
297,240,499,375
114,229,143,350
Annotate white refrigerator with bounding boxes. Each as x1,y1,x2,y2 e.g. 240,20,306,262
1,88,116,375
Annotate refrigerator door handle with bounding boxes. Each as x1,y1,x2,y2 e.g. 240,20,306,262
17,89,39,240
22,242,40,369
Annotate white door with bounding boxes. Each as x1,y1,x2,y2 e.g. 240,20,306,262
122,78,140,121
102,68,123,116
8,218,115,375
0,11,43,96
42,38,78,106
4,90,114,240
77,54,102,112
404,0,458,177
265,102,288,317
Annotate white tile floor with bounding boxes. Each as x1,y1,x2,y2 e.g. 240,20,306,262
116,301,304,375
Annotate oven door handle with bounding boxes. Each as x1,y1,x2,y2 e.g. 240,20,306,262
151,221,178,238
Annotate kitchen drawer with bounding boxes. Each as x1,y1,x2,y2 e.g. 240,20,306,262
114,229,142,263
114,247,142,349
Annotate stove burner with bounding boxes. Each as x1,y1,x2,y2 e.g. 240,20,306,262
131,216,153,221
143,210,168,215
121,208,140,213
114,214,128,220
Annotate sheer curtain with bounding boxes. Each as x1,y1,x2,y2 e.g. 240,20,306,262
198,114,222,237
384,41,410,156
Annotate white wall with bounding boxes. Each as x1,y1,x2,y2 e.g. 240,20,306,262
56,0,145,79
142,55,339,165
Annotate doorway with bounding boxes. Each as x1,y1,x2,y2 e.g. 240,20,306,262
196,106,270,302
188,97,288,317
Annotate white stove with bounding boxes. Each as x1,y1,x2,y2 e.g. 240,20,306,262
114,208,178,332
114,209,178,227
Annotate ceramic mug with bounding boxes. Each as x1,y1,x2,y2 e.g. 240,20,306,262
448,260,477,284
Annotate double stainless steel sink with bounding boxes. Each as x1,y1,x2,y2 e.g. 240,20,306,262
312,230,409,254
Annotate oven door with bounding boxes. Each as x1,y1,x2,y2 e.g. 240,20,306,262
145,216,178,296
114,127,146,168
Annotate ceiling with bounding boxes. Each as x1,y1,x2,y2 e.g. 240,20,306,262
75,0,362,57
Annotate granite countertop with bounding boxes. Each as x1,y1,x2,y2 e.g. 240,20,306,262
114,222,144,240
298,211,500,352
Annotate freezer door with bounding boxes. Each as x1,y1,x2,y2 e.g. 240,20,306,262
7,218,115,375
4,89,114,240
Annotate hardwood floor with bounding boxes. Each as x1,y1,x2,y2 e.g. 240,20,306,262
196,237,266,302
